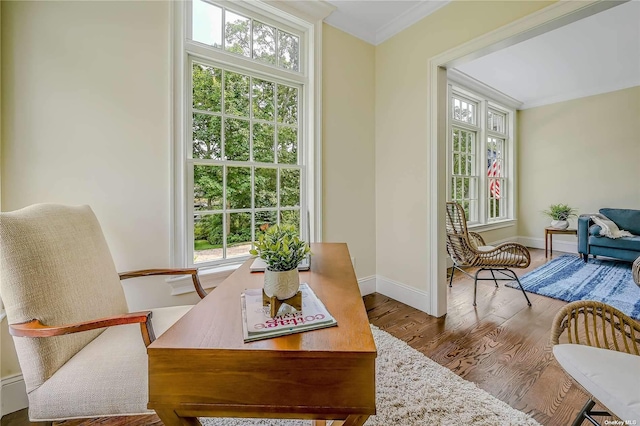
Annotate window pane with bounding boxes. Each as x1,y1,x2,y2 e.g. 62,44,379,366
452,129,460,152
452,96,476,125
277,126,297,164
277,30,299,71
489,110,506,133
252,78,275,121
280,210,300,235
192,0,222,48
193,114,221,160
226,167,251,209
224,71,250,117
255,210,277,238
194,165,223,210
253,123,274,163
224,11,250,57
277,84,298,125
227,212,252,258
255,167,277,208
252,21,276,65
280,169,300,207
193,64,222,113
194,214,223,264
224,118,250,161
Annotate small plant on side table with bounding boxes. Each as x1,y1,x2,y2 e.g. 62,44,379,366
543,203,578,230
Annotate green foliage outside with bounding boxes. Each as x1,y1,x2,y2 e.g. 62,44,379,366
191,17,302,259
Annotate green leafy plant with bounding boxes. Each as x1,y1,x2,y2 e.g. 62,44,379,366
543,203,578,221
249,224,311,272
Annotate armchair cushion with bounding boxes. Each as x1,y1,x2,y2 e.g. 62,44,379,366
28,305,192,421
553,344,640,423
0,204,129,392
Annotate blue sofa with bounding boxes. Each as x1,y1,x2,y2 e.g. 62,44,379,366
578,208,640,262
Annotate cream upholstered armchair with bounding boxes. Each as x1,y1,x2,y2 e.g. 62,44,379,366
445,202,532,307
551,301,640,425
0,204,206,423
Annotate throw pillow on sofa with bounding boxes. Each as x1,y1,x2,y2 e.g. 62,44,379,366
591,215,633,239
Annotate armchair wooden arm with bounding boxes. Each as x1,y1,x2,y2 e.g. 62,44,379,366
9,311,156,346
551,300,640,355
119,268,207,300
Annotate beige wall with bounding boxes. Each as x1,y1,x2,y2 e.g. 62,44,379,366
375,1,553,291
322,24,376,278
518,86,640,243
0,2,377,384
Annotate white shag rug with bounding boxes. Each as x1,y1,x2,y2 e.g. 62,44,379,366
201,325,541,426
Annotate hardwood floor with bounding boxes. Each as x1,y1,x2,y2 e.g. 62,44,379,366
2,248,612,425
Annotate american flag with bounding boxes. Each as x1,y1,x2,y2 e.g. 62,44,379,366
488,159,501,199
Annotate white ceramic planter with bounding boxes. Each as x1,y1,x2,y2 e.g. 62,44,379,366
264,269,300,300
550,220,569,230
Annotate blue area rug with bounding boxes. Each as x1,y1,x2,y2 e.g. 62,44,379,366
507,255,640,320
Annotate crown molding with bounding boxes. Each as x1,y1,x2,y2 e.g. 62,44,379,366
265,0,336,23
324,15,377,45
519,80,640,110
448,69,523,110
375,0,450,45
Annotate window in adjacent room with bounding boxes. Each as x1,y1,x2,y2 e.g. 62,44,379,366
448,85,515,228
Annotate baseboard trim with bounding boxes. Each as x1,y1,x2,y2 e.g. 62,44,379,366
376,275,430,313
1,374,28,416
519,236,577,254
357,276,377,296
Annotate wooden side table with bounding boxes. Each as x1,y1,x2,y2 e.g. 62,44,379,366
545,227,577,258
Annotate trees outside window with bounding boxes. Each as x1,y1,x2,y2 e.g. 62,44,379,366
184,1,307,267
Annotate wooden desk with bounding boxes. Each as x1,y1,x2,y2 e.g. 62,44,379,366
147,243,376,426
544,227,577,258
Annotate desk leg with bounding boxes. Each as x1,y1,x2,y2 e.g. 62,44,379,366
155,409,202,426
342,415,369,426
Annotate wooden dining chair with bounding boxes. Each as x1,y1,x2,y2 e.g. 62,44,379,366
0,204,206,424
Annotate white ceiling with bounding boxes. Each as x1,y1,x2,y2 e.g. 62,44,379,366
454,1,640,109
323,0,640,110
324,0,449,45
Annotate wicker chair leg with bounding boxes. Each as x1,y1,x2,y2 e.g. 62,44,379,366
509,271,532,307
571,398,611,426
473,269,481,306
449,266,455,288
490,270,499,288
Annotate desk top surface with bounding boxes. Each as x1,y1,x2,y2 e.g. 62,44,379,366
148,243,376,357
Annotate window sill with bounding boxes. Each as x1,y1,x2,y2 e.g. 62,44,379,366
468,219,517,233
166,263,241,296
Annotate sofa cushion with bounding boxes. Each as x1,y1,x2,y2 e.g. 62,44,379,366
589,234,640,251
27,305,192,421
600,208,640,235
589,224,602,236
553,344,640,423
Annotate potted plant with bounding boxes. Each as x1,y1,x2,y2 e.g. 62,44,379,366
250,224,311,300
543,203,578,230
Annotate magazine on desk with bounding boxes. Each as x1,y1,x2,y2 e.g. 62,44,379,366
241,283,337,342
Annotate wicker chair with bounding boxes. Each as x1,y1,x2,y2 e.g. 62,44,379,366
551,301,640,425
445,202,532,306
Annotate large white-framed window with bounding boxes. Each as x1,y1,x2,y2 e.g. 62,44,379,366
447,84,516,229
173,0,325,270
